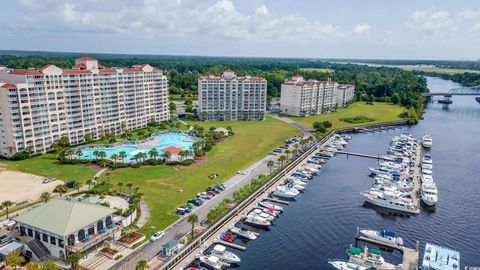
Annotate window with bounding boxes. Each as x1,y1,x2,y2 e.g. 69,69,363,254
27,228,33,237
50,236,56,245
58,239,64,248
42,233,48,242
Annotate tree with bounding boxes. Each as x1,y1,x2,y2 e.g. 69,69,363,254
136,260,149,270
126,183,134,195
391,92,400,104
73,181,82,192
119,151,127,162
105,182,113,193
133,187,140,195
111,154,119,163
24,146,33,158
164,151,172,160
313,122,326,133
169,102,176,112
278,155,287,167
1,200,14,219
148,148,159,159
322,121,332,128
267,160,274,174
66,252,83,269
98,151,107,160
7,146,15,157
367,94,375,104
40,192,51,203
6,249,26,268
187,213,199,239
86,179,93,189
84,133,93,143
106,172,111,183
284,149,291,160
53,185,67,197
93,150,100,160
117,182,124,193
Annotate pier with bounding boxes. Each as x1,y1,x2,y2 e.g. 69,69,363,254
412,140,422,209
355,228,419,270
212,239,247,251
336,151,387,160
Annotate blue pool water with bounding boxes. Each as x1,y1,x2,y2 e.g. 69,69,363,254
76,133,194,161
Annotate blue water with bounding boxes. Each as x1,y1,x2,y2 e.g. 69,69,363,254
76,133,194,160
235,77,480,268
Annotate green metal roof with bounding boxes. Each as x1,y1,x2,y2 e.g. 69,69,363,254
369,248,382,255
162,239,178,249
348,246,362,255
14,198,116,237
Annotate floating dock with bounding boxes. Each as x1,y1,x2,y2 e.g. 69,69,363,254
213,239,247,251
336,151,387,160
355,228,419,270
266,197,290,205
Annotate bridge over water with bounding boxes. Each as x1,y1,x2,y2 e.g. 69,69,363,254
422,85,480,104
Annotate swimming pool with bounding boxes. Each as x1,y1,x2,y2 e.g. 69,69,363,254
75,133,195,162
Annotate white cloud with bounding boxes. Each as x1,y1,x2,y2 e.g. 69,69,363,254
460,9,480,19
406,10,456,36
353,23,370,34
1,0,364,42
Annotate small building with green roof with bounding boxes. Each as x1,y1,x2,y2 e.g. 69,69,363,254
13,198,119,260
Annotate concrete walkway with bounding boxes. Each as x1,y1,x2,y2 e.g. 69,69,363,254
268,113,312,135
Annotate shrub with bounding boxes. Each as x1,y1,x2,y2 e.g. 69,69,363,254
12,151,28,160
166,161,180,165
143,159,165,166
181,159,194,166
131,163,141,168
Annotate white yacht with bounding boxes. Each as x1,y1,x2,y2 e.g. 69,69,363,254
362,190,420,214
197,255,225,270
422,169,433,175
272,185,300,199
286,181,306,192
422,134,432,148
329,260,367,270
229,226,259,240
243,216,271,228
347,246,401,270
421,182,438,206
422,155,433,165
421,163,433,170
359,229,404,247
258,200,283,212
210,245,241,264
247,209,275,222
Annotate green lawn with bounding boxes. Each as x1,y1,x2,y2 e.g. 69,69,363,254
0,153,97,181
292,102,406,131
96,117,300,234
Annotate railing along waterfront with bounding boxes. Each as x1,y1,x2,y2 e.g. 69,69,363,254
113,119,409,270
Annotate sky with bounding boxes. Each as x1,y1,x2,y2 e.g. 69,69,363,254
1,0,480,60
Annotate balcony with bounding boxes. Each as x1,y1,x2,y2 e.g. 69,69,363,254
66,225,121,253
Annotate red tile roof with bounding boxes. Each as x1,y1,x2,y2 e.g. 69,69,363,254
63,70,92,75
72,63,86,69
224,69,234,73
39,64,55,71
77,56,97,61
9,70,43,76
161,146,183,155
0,83,16,89
98,69,117,74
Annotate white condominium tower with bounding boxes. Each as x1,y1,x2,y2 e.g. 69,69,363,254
198,69,267,121
280,75,338,117
0,57,169,158
336,84,355,108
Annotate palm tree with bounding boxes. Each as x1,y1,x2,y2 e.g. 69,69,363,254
119,151,127,162
98,151,107,160
117,182,124,193
6,249,26,268
136,260,149,270
66,252,83,269
148,148,159,159
40,192,51,203
164,151,172,160
187,213,199,238
24,146,33,158
0,200,14,219
75,149,83,159
126,183,133,195
53,184,67,197
106,172,111,183
73,181,82,192
111,154,119,163
86,179,93,189
278,155,287,167
105,182,113,193
133,153,143,163
133,187,140,195
285,149,291,160
267,160,274,174
93,150,100,160
291,149,298,158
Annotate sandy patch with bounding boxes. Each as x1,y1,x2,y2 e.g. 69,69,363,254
0,171,62,203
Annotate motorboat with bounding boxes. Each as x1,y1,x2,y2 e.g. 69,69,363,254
421,163,433,170
210,245,241,264
362,190,420,214
329,260,367,270
421,182,438,206
359,229,404,247
346,246,402,270
422,134,432,148
285,181,306,192
272,185,300,199
422,169,432,175
287,177,308,186
247,209,275,222
258,200,283,212
219,232,235,243
229,226,259,240
243,216,271,228
196,255,226,270
422,155,433,165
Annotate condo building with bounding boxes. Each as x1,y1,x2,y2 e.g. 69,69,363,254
0,57,169,157
280,75,338,117
336,84,355,108
198,69,267,121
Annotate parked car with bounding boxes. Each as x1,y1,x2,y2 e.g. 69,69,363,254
176,207,188,215
213,187,222,193
65,180,77,188
207,190,217,196
207,187,219,194
198,192,212,200
42,178,56,184
188,199,202,206
181,205,193,212
237,170,248,175
150,231,165,242
216,184,226,190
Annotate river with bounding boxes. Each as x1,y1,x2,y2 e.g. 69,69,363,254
234,77,480,269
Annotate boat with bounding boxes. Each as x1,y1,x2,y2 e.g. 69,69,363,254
422,134,432,148
421,163,433,170
476,97,480,103
362,190,420,214
258,200,283,212
358,229,404,247
229,226,259,240
422,155,433,165
285,181,306,192
346,246,402,270
210,244,241,264
421,182,438,206
272,185,300,199
248,209,275,221
328,260,367,270
243,216,271,228
219,232,235,242
196,255,226,270
318,150,334,157
422,169,432,175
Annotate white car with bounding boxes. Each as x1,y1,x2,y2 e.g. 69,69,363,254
150,231,165,242
237,170,247,175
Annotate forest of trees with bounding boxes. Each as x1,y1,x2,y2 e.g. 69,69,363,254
0,50,428,111
412,71,480,87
